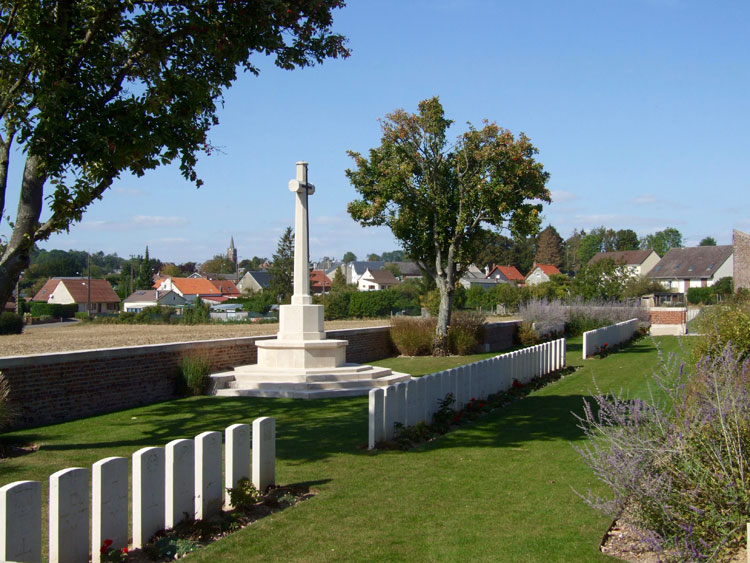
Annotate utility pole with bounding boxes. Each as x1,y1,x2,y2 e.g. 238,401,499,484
87,252,92,318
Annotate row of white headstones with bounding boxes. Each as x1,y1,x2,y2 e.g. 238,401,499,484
368,338,568,448
0,417,276,563
582,318,639,358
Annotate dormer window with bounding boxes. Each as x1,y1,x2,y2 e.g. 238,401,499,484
707,263,715,271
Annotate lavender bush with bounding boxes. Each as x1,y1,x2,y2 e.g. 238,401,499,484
518,298,649,337
574,345,750,560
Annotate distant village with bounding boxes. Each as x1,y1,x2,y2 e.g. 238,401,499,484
6,228,749,320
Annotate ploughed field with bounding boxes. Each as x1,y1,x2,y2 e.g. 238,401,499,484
0,319,393,358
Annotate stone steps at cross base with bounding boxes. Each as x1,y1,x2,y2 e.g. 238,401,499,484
209,369,412,399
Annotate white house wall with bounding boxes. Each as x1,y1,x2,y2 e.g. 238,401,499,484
48,283,75,305
709,256,733,286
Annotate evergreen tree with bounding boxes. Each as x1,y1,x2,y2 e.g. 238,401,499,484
534,226,564,268
135,247,154,290
331,268,348,290
615,229,640,251
699,236,717,246
563,229,585,274
342,251,357,263
269,227,294,302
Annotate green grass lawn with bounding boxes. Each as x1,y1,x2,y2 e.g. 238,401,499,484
0,336,690,562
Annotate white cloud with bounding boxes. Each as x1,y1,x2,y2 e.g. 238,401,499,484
132,215,189,227
631,194,658,205
113,187,144,197
549,190,577,203
159,237,190,244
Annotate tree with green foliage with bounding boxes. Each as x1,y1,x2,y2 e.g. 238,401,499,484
342,251,357,263
571,258,635,300
380,250,405,262
615,229,640,251
474,232,516,271
239,256,268,271
134,247,154,290
641,227,683,256
200,254,236,275
699,236,717,246
366,253,381,261
330,267,348,290
563,229,586,274
0,0,349,310
347,97,549,354
578,226,617,265
534,225,563,268
268,227,294,303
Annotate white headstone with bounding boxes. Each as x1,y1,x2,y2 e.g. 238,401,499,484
225,424,251,508
369,388,385,449
165,439,195,528
405,379,418,427
92,457,128,562
0,480,41,563
133,446,165,548
195,431,222,520
252,417,276,492
395,382,407,427
383,385,397,440
50,467,88,563
415,376,427,425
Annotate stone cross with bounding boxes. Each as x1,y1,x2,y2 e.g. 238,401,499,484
288,161,315,306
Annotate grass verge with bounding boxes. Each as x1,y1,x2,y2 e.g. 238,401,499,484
0,336,688,561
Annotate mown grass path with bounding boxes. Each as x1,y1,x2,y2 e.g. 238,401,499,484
0,336,687,561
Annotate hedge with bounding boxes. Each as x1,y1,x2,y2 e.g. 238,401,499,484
0,312,24,335
29,302,78,318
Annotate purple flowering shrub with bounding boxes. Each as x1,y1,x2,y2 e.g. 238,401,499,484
518,298,649,337
574,345,750,560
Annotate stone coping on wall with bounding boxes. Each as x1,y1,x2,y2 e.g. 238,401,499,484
0,326,398,367
0,322,519,367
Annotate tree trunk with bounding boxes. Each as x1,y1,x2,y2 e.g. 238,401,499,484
0,155,46,309
432,278,453,356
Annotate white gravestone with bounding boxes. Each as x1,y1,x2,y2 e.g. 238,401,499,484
252,417,276,492
92,457,128,563
395,382,407,427
369,388,385,449
133,447,165,548
415,376,427,425
383,385,397,440
165,439,195,528
0,480,41,563
405,379,418,427
50,467,88,563
225,424,251,508
195,431,222,520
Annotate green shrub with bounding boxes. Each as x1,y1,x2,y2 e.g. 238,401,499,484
687,286,714,305
390,316,436,356
74,311,88,320
227,477,261,510
694,304,750,361
0,312,23,335
516,321,540,347
565,313,604,337
347,290,393,318
321,288,355,320
179,356,212,396
448,310,485,355
29,302,77,318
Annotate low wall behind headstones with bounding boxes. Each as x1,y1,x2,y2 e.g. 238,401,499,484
0,321,520,429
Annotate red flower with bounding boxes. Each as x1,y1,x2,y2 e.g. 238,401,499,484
101,539,113,554
122,547,129,554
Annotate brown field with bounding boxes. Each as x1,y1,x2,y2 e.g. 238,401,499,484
0,319,392,358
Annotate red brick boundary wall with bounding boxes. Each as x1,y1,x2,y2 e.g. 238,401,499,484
0,322,519,429
649,307,687,336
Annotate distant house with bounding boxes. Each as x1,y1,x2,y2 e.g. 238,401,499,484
310,270,332,294
357,268,399,291
525,264,562,286
648,245,733,293
459,264,499,290
154,277,223,301
123,290,187,313
203,272,241,282
33,277,120,313
237,270,272,294
588,249,661,277
486,265,525,284
209,279,242,298
385,261,422,280
734,229,750,291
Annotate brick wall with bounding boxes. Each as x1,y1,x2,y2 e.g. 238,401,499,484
649,308,687,325
0,321,520,430
734,229,750,290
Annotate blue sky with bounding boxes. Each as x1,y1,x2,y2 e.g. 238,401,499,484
2,0,748,264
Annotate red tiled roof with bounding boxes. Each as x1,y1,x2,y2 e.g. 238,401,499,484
527,264,562,278
33,278,120,303
168,278,222,296
486,265,525,282
209,279,241,296
310,269,332,289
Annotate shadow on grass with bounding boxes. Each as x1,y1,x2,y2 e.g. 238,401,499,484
28,396,369,464
412,393,597,453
